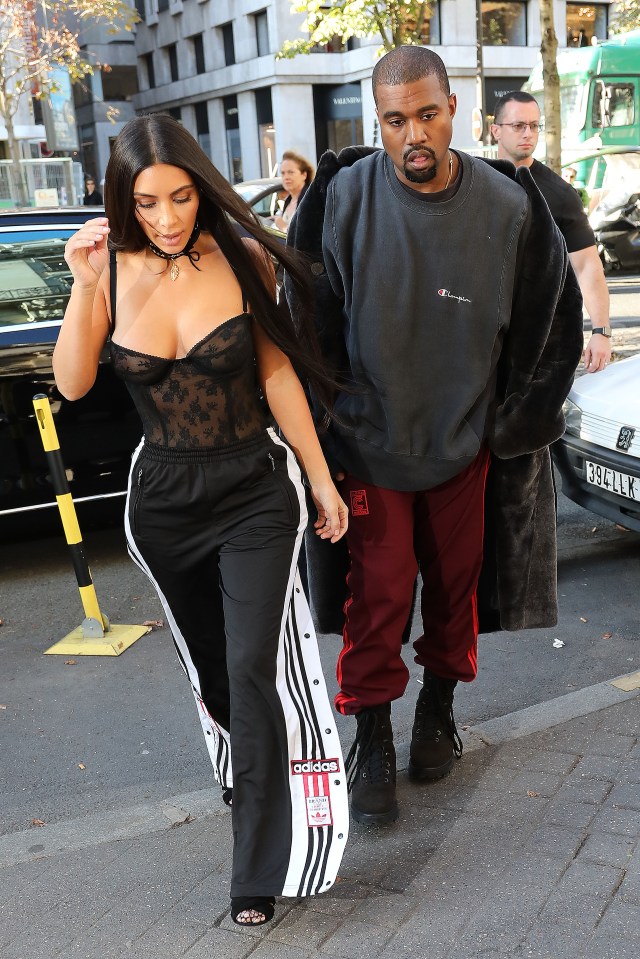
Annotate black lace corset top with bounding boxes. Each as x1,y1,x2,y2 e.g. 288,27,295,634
109,313,267,448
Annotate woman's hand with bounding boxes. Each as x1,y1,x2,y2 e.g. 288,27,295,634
310,480,348,543
64,217,110,290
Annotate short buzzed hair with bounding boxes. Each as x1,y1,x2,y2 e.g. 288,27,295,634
372,46,450,102
493,91,538,123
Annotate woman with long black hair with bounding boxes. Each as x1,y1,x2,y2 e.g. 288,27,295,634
53,114,349,927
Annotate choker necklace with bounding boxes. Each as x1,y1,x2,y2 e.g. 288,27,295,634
444,151,453,190
147,224,201,281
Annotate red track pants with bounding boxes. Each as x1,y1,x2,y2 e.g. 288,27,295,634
335,447,490,716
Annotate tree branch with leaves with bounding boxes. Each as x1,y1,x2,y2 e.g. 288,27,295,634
609,0,640,33
0,0,138,206
277,1,435,59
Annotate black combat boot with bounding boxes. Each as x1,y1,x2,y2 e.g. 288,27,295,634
408,668,463,782
346,703,399,825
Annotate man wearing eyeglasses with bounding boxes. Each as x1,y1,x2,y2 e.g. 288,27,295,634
491,91,611,374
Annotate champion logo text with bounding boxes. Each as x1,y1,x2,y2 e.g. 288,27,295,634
438,288,471,303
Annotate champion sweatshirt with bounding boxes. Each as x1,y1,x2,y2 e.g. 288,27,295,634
322,149,529,490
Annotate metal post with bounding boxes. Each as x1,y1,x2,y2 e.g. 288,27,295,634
33,394,149,656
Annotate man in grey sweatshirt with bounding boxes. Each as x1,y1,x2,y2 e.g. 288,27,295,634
287,46,583,827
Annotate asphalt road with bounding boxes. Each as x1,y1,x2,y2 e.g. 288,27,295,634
1,271,638,840
1,474,638,841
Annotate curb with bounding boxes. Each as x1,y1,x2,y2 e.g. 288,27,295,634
1,670,638,872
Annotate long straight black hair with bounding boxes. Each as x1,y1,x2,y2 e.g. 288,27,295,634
104,113,334,417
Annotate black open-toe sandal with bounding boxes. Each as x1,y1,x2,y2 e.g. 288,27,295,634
230,896,275,926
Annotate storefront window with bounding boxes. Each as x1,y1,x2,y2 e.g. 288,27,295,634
313,83,363,157
259,125,276,177
485,77,524,122
566,4,608,47
255,88,275,177
482,1,527,46
224,95,242,183
327,119,364,154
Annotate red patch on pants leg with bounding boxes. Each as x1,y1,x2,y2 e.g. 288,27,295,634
350,490,369,516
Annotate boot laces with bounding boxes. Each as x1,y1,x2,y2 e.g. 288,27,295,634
416,677,463,759
345,708,394,791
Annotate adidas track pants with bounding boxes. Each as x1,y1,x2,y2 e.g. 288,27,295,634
124,427,348,898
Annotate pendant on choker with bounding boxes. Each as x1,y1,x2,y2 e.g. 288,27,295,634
146,224,201,281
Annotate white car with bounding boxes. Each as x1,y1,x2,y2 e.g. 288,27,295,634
233,177,283,226
554,354,640,531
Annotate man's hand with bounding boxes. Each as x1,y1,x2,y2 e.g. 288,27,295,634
583,332,611,373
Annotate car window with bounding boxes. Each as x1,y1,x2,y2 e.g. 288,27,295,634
252,195,275,217
235,185,264,203
234,182,283,223
0,228,75,329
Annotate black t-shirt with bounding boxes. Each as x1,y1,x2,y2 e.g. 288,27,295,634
529,159,594,253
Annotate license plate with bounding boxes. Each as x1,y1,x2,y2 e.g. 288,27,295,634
586,461,640,501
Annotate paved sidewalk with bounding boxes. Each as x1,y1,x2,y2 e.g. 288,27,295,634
1,677,638,959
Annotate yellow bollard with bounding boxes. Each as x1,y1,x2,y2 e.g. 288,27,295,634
33,394,150,656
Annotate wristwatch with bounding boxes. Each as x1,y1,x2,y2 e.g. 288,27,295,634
591,327,612,337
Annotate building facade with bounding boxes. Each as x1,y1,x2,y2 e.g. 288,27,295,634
130,1,616,182
73,20,139,185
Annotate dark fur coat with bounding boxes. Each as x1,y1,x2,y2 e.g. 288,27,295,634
287,147,584,635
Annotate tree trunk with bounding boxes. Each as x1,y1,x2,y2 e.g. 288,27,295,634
539,0,562,173
4,110,29,207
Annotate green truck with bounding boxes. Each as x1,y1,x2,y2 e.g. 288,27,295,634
524,30,640,185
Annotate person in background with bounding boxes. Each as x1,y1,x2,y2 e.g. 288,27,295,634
562,166,590,210
83,176,103,206
274,151,314,232
54,114,349,927
491,91,612,373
